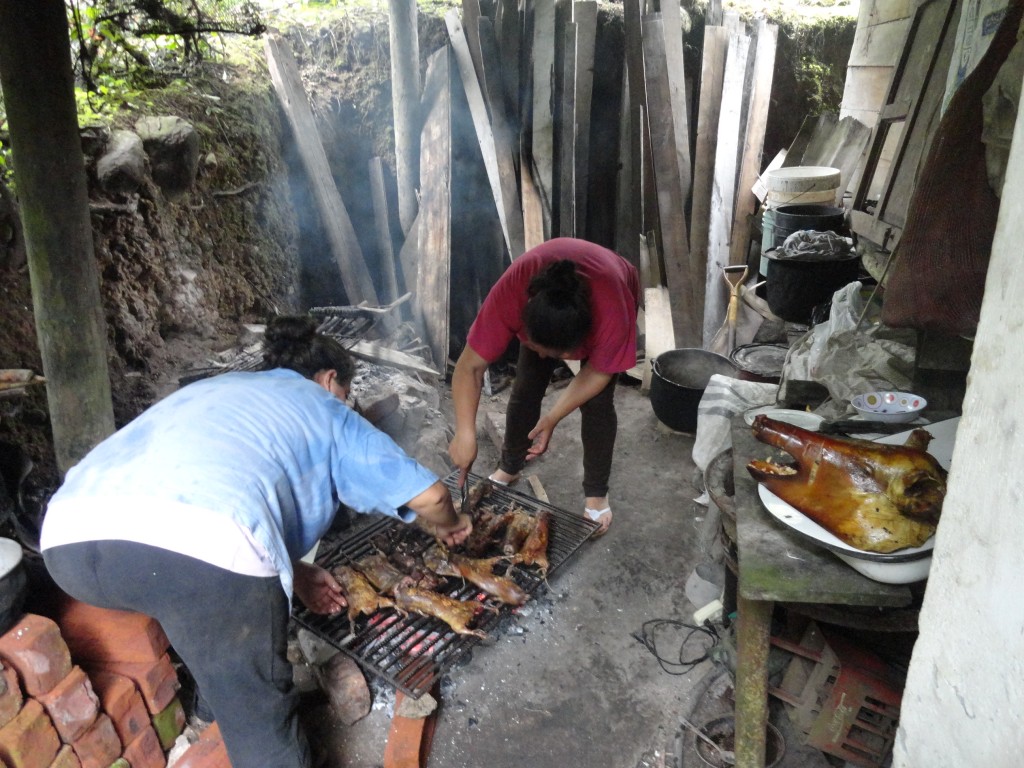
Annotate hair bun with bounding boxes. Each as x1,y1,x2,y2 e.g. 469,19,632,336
265,315,317,347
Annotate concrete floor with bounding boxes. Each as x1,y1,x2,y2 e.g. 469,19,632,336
298,375,846,768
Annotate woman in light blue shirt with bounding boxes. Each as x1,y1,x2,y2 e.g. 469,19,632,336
41,315,471,768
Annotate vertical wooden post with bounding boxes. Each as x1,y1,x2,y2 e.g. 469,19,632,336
0,0,115,471
387,0,421,235
573,1,598,237
531,0,556,234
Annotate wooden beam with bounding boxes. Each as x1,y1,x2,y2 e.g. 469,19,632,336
416,47,453,370
703,31,750,347
264,32,379,307
387,0,421,236
643,13,700,348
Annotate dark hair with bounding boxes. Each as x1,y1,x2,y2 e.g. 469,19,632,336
521,260,592,352
261,315,355,383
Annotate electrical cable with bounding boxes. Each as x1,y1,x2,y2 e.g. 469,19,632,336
632,618,720,675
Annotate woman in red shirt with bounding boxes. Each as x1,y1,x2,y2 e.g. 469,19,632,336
448,238,640,535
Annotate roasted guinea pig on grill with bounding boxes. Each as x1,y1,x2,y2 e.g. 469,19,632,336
422,545,528,606
392,583,498,638
331,565,395,624
747,415,947,553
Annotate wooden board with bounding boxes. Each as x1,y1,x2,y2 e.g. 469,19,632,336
643,13,699,348
728,20,777,268
641,285,676,394
558,19,578,237
660,0,692,209
689,25,729,320
478,16,526,258
531,0,556,231
368,157,402,307
572,1,598,237
620,0,647,266
416,47,453,370
493,0,521,129
703,31,750,347
850,0,961,250
446,10,523,257
264,33,379,307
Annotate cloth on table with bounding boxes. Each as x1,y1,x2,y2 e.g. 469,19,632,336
691,374,779,504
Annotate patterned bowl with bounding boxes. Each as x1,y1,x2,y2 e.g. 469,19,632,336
851,391,927,423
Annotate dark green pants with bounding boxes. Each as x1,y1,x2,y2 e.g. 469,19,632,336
500,345,618,498
44,541,310,768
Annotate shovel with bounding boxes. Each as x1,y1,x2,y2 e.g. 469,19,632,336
723,264,749,353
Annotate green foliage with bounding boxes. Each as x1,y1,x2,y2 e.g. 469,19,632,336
64,0,266,122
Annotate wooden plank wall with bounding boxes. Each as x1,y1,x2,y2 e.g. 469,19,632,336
368,1,798,368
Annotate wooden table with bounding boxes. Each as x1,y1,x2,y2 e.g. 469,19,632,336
730,417,915,767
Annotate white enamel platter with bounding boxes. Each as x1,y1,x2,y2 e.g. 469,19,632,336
743,406,825,431
756,417,961,584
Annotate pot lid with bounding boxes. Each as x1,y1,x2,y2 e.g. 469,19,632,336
729,344,788,377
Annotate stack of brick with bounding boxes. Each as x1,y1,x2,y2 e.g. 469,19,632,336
0,594,232,768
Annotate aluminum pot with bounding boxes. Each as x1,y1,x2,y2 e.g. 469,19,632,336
650,349,739,433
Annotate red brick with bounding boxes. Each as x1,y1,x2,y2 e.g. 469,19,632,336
86,672,148,747
83,655,179,714
0,698,61,768
149,697,185,751
47,745,82,768
0,663,23,729
46,594,169,664
121,725,165,768
173,722,231,768
68,713,120,768
0,615,72,697
36,666,100,743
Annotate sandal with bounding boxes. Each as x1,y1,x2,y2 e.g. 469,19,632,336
584,506,612,537
488,471,521,487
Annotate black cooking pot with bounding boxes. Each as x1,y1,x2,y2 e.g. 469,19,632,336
650,349,739,433
765,249,860,323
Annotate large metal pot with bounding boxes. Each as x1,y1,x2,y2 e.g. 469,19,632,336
649,349,738,433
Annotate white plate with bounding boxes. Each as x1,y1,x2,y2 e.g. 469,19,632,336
743,406,824,431
756,417,961,582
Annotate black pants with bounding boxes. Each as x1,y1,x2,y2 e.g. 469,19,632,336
499,345,618,498
43,541,310,768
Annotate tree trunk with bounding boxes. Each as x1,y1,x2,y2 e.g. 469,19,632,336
0,0,115,473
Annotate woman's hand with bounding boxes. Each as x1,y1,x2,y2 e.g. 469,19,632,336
448,430,478,488
293,561,347,615
527,414,559,459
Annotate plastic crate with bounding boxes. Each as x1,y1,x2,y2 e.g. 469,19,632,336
769,622,902,767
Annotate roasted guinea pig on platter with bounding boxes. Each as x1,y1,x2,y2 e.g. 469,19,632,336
747,414,947,553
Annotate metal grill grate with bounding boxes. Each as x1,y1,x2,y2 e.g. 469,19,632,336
292,471,599,698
